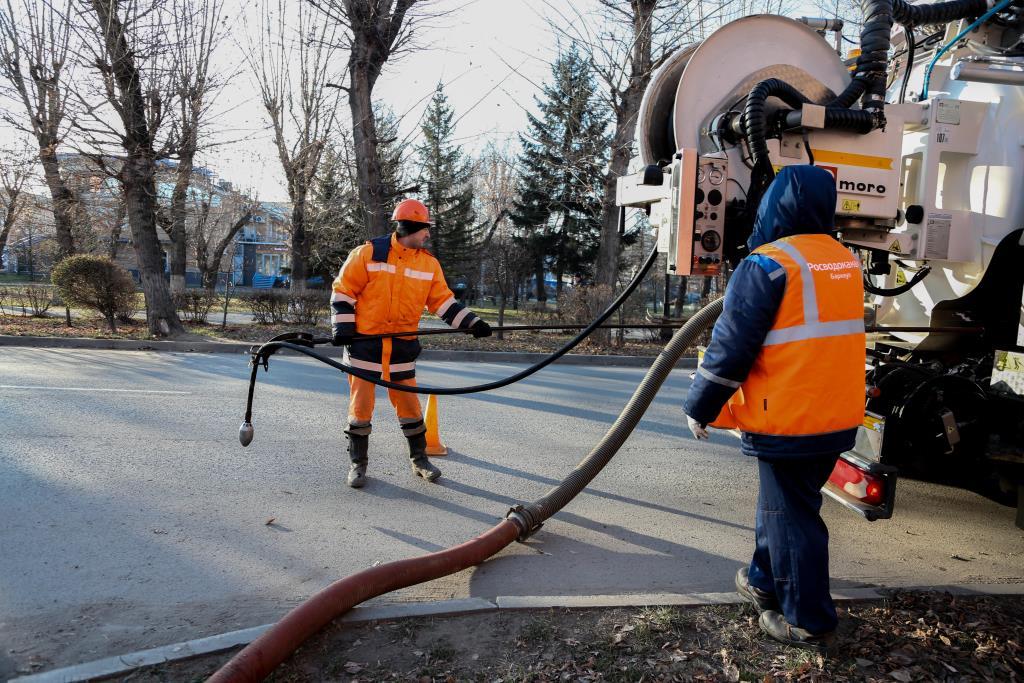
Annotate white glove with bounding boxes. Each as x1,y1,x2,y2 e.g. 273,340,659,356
686,415,709,440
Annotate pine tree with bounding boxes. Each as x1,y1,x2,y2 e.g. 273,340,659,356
414,83,476,283
510,47,609,302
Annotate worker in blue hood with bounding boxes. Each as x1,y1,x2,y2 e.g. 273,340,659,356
746,164,837,251
684,164,864,653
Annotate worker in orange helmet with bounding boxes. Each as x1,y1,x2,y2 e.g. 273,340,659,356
329,198,492,488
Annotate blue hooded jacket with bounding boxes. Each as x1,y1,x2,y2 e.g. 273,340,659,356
683,165,857,458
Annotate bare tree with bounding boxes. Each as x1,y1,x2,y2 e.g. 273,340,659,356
166,0,228,293
305,0,433,239
474,143,526,337
191,185,258,290
0,142,32,268
74,0,184,336
0,0,84,260
249,0,342,291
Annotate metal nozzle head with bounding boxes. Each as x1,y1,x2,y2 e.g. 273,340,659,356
239,421,255,447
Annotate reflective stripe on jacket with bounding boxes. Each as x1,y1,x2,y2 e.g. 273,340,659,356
709,233,865,439
330,233,480,379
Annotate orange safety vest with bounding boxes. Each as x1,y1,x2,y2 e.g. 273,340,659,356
710,234,866,436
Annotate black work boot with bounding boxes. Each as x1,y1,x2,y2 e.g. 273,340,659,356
406,432,441,482
736,567,780,612
346,432,369,489
758,610,835,653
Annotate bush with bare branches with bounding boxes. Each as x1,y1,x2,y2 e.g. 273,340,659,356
286,292,328,326
243,291,289,325
174,290,218,324
12,285,55,317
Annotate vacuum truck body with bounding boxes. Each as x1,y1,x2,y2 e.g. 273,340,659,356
617,4,1024,527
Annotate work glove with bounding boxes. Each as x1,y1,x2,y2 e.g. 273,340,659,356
686,415,709,440
331,332,354,347
469,319,492,338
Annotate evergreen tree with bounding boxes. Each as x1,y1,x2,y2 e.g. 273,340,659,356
414,83,476,283
309,106,405,279
510,47,609,302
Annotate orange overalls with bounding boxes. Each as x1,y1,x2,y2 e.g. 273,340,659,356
330,233,481,438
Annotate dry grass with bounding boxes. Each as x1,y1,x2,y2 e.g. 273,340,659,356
112,591,1023,682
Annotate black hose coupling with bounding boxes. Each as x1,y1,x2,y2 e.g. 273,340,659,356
249,331,318,368
506,504,544,542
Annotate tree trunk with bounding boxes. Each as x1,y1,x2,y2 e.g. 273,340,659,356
200,268,217,290
122,157,184,336
593,0,656,289
348,68,389,239
108,197,126,259
0,195,17,269
534,257,547,303
37,143,78,259
289,185,308,291
89,0,183,337
168,151,194,294
673,276,689,318
497,290,506,341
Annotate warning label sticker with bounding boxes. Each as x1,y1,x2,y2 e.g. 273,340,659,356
925,213,952,259
888,239,903,253
841,199,861,213
936,99,961,125
894,268,907,287
991,350,1024,397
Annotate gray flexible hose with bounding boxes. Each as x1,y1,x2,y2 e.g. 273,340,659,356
510,296,725,537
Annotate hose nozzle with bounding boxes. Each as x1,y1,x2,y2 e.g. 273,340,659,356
239,421,255,447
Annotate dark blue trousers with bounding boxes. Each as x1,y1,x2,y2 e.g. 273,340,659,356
746,453,840,635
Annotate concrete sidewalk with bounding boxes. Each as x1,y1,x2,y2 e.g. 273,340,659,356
0,334,696,367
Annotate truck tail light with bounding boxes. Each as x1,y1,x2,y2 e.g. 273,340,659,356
829,458,886,506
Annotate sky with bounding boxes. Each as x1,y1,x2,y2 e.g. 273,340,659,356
202,0,566,202
2,0,826,203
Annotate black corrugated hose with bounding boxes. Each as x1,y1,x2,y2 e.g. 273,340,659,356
740,0,996,218
508,296,725,538
239,247,661,442
894,0,988,25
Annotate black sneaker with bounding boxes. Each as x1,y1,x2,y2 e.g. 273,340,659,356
735,567,780,612
758,610,834,653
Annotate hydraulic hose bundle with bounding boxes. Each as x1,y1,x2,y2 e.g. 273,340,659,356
739,0,1005,216
210,296,725,683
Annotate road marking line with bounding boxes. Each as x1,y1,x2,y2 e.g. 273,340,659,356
0,385,190,395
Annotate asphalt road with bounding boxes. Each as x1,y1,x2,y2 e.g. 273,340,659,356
1,348,1021,678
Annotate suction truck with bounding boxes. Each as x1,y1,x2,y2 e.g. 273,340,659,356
615,0,1024,528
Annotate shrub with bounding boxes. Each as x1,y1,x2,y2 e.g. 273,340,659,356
14,285,54,317
174,290,218,324
560,285,614,324
115,293,139,324
51,255,137,332
243,291,289,324
286,291,327,326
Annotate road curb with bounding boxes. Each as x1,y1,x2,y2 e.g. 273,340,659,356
13,584,1024,682
0,335,696,368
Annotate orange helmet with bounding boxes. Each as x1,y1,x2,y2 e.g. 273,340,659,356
392,198,431,224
